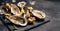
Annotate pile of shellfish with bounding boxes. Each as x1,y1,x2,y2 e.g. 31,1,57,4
0,1,46,26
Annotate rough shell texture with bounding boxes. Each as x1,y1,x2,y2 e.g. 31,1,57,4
32,10,46,19
6,15,28,26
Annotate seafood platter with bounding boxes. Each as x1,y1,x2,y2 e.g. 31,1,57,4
0,1,49,31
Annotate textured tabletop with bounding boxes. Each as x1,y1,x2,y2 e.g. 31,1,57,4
0,0,60,31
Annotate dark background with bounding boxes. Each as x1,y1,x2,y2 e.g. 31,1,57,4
0,0,60,31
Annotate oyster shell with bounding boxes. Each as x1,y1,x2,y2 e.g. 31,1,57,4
32,10,46,19
17,1,26,7
27,7,46,19
6,3,23,16
5,15,28,26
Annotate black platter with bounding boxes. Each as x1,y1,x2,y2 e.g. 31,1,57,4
0,14,50,31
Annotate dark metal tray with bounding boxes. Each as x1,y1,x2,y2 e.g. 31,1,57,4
0,15,50,31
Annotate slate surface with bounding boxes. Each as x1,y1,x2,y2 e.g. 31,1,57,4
0,0,60,31
0,15,49,31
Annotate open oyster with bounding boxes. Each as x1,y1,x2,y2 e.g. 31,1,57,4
17,1,26,8
0,2,46,26
17,1,26,13
32,10,46,19
5,15,28,26
27,7,46,19
6,3,23,16
0,5,28,26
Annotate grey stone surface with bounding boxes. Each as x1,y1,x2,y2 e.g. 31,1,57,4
0,0,60,31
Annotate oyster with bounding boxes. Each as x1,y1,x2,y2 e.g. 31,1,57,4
0,5,28,26
32,10,46,19
17,1,26,8
27,7,46,19
6,3,23,16
17,1,26,13
5,15,28,26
